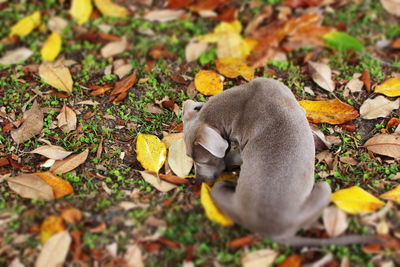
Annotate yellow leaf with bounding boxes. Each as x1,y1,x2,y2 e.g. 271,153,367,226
380,185,400,201
194,70,223,96
332,186,385,214
299,98,359,124
198,20,252,59
216,172,239,183
34,171,74,198
69,0,92,25
375,77,400,97
201,183,234,226
9,11,41,37
216,57,254,81
39,62,73,93
94,0,128,17
41,32,62,62
40,215,65,244
136,133,166,173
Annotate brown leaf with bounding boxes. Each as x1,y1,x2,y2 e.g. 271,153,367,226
101,38,127,58
277,254,302,267
364,134,400,158
381,0,400,16
7,174,54,200
35,231,71,267
189,0,229,12
283,0,322,8
0,157,10,167
29,145,73,160
39,62,73,93
360,96,400,120
143,9,185,22
57,105,77,133
322,205,348,237
50,150,89,174
167,0,194,9
111,72,137,96
124,244,144,267
308,61,335,92
159,173,191,185
362,69,371,92
11,101,43,144
61,208,82,224
228,235,255,248
88,84,113,96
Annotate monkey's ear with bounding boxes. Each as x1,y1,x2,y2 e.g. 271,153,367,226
183,100,204,122
196,125,228,158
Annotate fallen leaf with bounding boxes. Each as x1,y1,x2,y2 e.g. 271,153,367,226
162,133,184,148
216,57,254,81
143,9,185,22
381,0,400,16
167,0,194,9
69,0,92,25
380,185,400,201
278,254,302,267
194,70,223,95
185,38,208,62
299,98,359,124
0,47,33,65
57,105,77,133
323,31,364,51
241,249,278,267
360,96,399,119
94,0,128,17
283,0,321,7
228,236,256,248
136,133,166,173
308,61,335,92
346,74,364,93
40,215,66,244
41,32,62,62
124,244,144,267
159,173,191,185
48,16,68,33
101,38,127,58
29,145,72,160
323,205,348,237
39,62,73,93
50,150,89,174
34,171,74,198
168,138,193,178
9,11,41,37
11,101,44,144
61,207,82,224
114,63,133,79
331,186,385,214
201,183,233,226
362,69,372,92
110,72,136,99
139,170,177,192
7,174,54,200
375,77,400,97
364,134,400,159
35,231,71,267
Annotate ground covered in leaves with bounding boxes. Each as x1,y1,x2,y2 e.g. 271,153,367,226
1,0,400,266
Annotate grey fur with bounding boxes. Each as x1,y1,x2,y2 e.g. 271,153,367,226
183,78,380,247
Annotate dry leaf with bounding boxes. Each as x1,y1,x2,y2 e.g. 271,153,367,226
278,254,302,267
40,215,66,244
380,185,400,201
124,244,144,267
48,16,68,33
139,170,177,192
215,57,254,81
162,133,184,149
41,32,62,62
381,0,400,16
39,62,73,93
168,138,193,178
364,134,400,158
61,207,82,224
114,64,133,79
0,47,33,65
194,70,223,95
111,72,136,100
136,133,166,173
323,205,348,237
360,96,399,119
346,74,364,93
35,231,71,267
308,61,335,92
7,174,54,200
9,11,41,37
201,183,234,226
375,77,400,97
94,0,128,17
299,98,359,124
143,9,185,22
69,0,92,25
57,105,77,133
50,150,89,174
185,38,208,62
331,186,385,214
29,145,72,160
101,38,127,58
34,172,74,198
11,101,43,144
242,249,278,267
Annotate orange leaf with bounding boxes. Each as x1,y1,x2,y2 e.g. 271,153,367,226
34,171,74,198
216,57,254,81
299,98,359,124
61,207,82,224
40,215,65,244
228,235,255,248
278,254,302,267
111,72,136,96
194,70,223,95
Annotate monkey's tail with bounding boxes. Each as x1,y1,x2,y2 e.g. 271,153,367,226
273,235,382,247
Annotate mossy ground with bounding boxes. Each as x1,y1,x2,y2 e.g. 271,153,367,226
1,0,400,266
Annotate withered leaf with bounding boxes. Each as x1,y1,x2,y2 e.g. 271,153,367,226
11,101,44,144
57,105,77,133
364,134,400,159
50,150,89,174
7,174,54,200
308,61,335,92
323,205,348,237
29,145,73,160
111,72,137,97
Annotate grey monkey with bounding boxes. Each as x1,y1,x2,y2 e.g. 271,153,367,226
183,78,380,246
